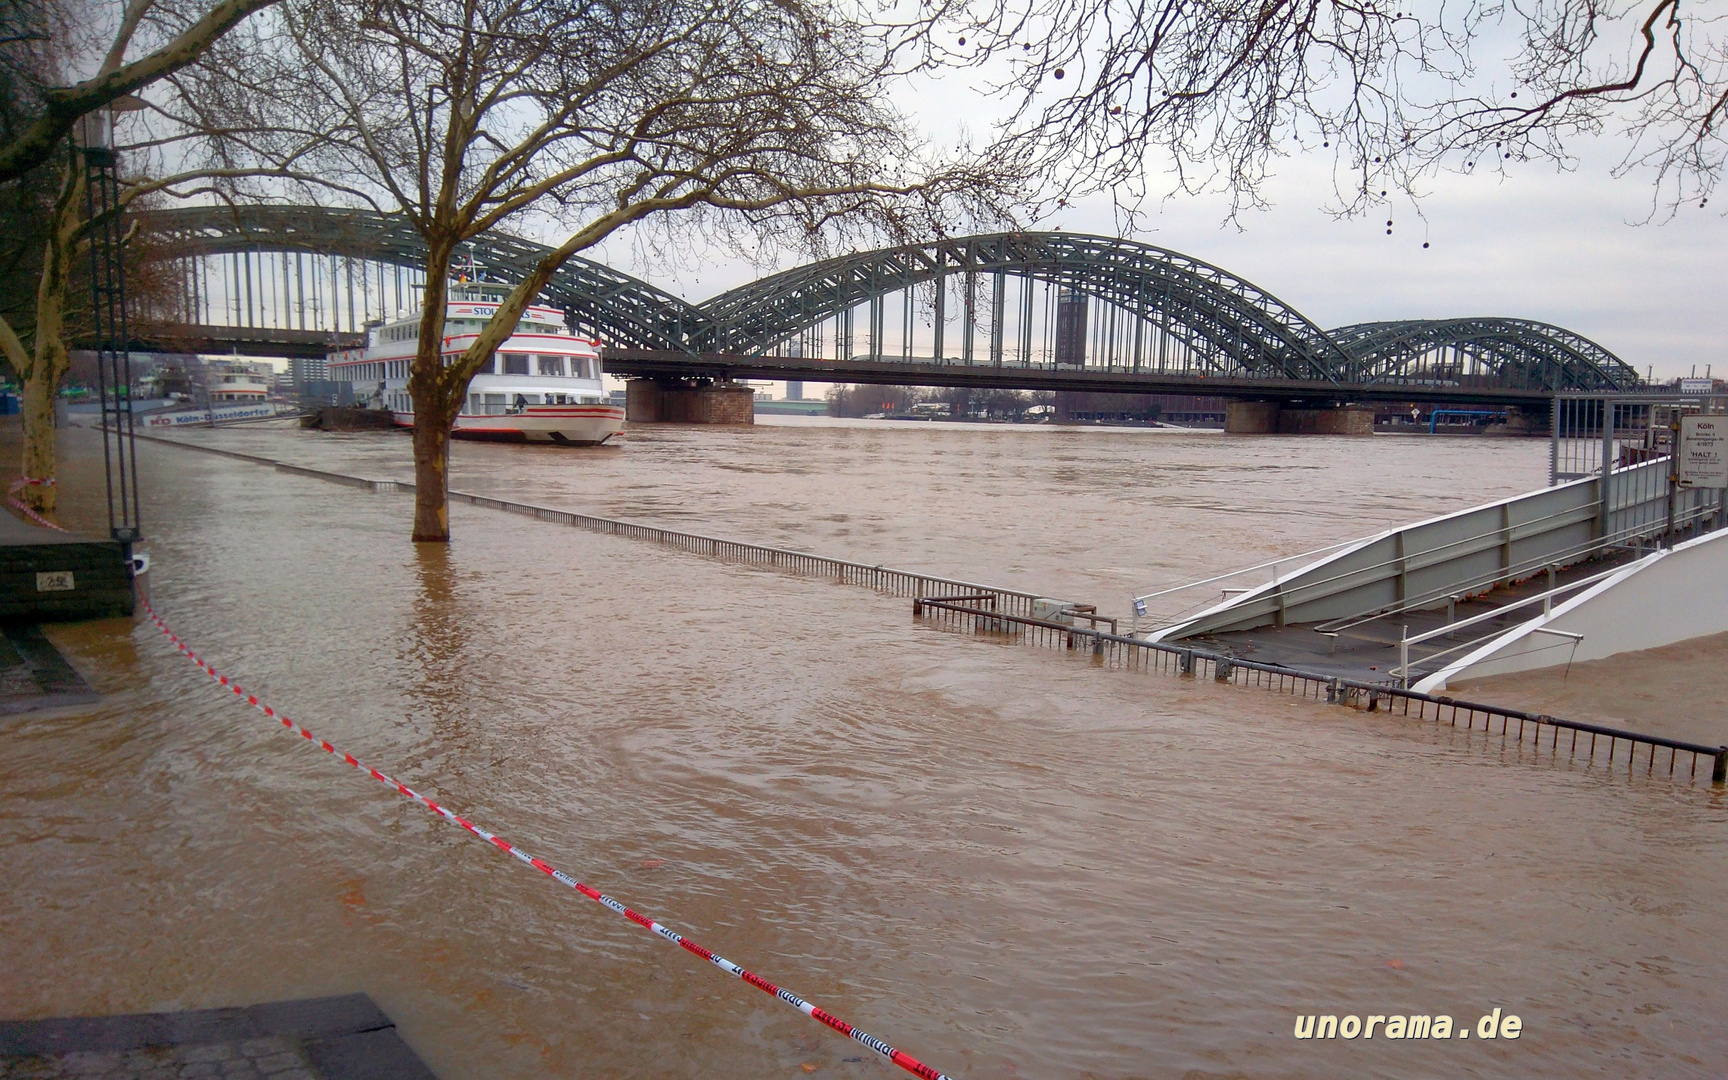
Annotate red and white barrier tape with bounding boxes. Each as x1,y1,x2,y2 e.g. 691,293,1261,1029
140,598,953,1080
7,476,66,532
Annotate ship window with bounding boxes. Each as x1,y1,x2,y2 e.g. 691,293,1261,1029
469,393,481,414
502,352,530,375
474,353,494,375
537,354,565,377
483,392,506,415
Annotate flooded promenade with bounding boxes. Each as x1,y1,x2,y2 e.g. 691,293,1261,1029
3,417,1726,1079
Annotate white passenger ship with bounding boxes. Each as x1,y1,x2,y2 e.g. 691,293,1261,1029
329,281,625,444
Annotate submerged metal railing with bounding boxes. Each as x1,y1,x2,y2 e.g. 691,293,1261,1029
131,429,1725,789
447,488,1043,613
129,431,1043,614
916,596,1728,786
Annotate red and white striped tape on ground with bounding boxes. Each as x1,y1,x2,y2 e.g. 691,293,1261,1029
7,476,66,532
141,598,953,1080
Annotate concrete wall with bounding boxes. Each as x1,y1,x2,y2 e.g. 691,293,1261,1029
1413,527,1728,690
0,533,133,622
1225,401,1280,433
1224,402,1374,435
625,380,755,424
1278,407,1375,435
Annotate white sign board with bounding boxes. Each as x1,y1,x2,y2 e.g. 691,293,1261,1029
35,571,74,592
1679,415,1728,488
1679,377,1714,396
144,403,282,427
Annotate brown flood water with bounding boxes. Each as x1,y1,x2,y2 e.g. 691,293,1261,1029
3,416,1726,1079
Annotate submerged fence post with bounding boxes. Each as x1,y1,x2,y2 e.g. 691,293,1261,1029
1179,649,1195,676
1714,748,1728,786
1214,658,1233,682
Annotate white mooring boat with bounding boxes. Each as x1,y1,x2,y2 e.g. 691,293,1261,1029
329,281,625,444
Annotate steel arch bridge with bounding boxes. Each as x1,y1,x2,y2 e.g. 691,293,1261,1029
1327,318,1642,392
136,204,1642,395
696,233,1351,381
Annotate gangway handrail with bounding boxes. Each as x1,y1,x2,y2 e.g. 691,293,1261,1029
1313,520,1664,635
1396,618,1588,684
1313,498,1721,636
1152,457,1698,638
1145,489,1615,634
1130,537,1361,604
1398,561,1629,649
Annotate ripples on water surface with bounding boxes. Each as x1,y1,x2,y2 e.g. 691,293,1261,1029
3,417,1725,1078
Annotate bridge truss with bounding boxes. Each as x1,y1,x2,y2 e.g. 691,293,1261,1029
137,205,1642,394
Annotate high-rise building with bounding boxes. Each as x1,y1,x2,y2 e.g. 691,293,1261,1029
289,356,329,387
1054,287,1088,366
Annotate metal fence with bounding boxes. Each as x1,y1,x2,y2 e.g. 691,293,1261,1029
444,488,1044,614
133,430,1727,788
1552,391,1728,542
132,431,1044,615
915,596,1728,786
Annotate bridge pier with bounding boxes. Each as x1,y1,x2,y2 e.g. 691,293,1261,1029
625,378,755,425
1225,401,1374,435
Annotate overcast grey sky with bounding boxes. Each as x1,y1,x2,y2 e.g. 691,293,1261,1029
586,60,1726,382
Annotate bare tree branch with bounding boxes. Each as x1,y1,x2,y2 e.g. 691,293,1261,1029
0,0,284,182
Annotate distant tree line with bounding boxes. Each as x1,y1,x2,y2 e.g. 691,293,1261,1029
824,384,1056,419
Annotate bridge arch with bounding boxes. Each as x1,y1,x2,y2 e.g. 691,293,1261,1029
699,232,1352,382
138,205,714,352
1328,318,1641,393
138,206,1643,395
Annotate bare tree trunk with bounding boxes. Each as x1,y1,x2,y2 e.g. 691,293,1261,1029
16,156,85,518
409,235,455,542
410,405,453,541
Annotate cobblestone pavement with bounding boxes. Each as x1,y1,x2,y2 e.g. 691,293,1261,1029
0,1037,319,1080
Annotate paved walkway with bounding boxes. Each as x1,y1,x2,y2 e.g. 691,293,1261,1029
0,996,434,1080
0,1035,315,1079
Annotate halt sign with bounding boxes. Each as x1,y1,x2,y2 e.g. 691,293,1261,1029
1679,416,1728,488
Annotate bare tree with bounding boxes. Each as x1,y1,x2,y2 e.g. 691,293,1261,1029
0,0,297,517
172,0,1022,541
947,0,1726,218
0,148,83,515
0,0,282,183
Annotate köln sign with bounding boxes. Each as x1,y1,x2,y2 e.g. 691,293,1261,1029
1679,415,1728,488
